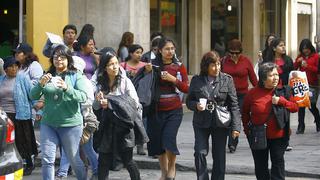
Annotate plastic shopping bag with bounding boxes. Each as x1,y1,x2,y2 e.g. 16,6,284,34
288,71,311,108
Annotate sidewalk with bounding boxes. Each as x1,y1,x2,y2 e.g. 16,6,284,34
34,111,320,179
134,111,320,179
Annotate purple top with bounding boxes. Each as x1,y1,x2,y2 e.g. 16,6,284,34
74,51,96,79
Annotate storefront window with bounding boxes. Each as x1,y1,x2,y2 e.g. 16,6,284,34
259,0,286,49
150,0,183,58
211,0,240,57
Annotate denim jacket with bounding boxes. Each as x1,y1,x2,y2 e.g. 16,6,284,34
0,74,33,120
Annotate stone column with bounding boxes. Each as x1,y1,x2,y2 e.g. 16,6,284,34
286,0,298,58
188,0,211,75
69,0,150,52
242,0,261,64
26,0,69,70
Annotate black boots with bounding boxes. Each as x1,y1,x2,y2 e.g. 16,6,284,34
316,122,320,132
296,124,305,134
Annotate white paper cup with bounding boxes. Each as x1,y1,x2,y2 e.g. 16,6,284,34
51,76,61,88
199,98,207,107
161,71,167,76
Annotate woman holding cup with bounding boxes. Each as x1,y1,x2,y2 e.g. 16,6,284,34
30,45,88,180
186,51,241,180
148,37,189,180
93,49,143,180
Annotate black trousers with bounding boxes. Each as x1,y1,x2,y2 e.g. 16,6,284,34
298,105,320,128
251,138,288,180
193,126,228,180
98,149,140,180
298,87,320,128
227,93,245,149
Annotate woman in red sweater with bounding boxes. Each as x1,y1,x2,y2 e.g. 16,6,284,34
150,37,189,180
222,39,258,153
294,39,320,134
242,62,298,180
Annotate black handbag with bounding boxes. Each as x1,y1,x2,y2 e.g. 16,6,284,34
208,98,231,128
247,111,273,150
215,104,231,128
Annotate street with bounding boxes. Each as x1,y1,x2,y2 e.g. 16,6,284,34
26,109,320,179
23,168,317,180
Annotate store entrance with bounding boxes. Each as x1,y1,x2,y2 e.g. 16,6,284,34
0,0,21,58
211,0,240,57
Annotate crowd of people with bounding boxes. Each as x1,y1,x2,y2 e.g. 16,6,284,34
0,23,319,180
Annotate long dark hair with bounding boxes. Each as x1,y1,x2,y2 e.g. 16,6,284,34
73,24,95,51
47,45,76,75
299,38,316,56
154,37,179,69
117,32,134,56
263,37,285,63
125,44,143,61
97,50,122,93
21,52,39,69
262,34,276,60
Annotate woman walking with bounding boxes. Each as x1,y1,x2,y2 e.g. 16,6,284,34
93,49,145,180
148,37,189,180
186,51,241,180
242,62,298,180
30,45,87,180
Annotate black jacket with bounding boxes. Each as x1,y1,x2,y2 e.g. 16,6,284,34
280,55,294,85
95,94,148,153
272,85,292,139
186,73,241,131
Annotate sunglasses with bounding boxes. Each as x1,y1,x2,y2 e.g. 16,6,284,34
228,51,241,55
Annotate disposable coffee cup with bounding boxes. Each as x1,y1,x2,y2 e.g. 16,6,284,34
51,76,61,88
161,71,167,76
199,98,207,107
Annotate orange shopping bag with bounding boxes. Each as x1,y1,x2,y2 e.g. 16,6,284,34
288,71,311,108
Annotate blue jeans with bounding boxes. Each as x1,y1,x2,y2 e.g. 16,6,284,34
40,124,86,180
57,136,98,176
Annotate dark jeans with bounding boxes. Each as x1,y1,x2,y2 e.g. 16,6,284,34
228,93,245,149
193,126,228,180
298,105,320,128
98,149,140,180
298,87,320,128
251,138,288,180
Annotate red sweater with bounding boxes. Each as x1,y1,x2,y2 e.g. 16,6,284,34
242,86,298,139
294,53,319,86
158,63,189,111
222,55,258,94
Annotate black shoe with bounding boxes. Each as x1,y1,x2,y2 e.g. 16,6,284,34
67,166,73,175
316,125,320,132
296,125,305,134
229,146,236,153
165,178,175,180
23,166,35,176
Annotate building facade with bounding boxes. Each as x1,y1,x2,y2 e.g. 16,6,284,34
0,0,317,72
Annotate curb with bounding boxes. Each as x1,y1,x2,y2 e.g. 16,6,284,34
35,157,320,179
135,160,320,179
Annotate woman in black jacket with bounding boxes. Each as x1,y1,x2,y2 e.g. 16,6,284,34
186,51,241,180
93,49,144,180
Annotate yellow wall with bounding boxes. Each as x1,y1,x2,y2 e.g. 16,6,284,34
26,0,69,70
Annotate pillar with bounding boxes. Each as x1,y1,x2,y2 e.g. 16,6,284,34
26,0,69,70
242,0,261,64
188,0,211,75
